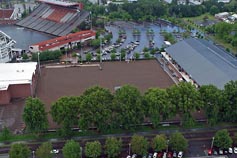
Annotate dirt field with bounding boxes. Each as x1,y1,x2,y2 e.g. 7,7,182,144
36,60,174,105
36,60,174,128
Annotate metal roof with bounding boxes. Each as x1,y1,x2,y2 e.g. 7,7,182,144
165,38,237,89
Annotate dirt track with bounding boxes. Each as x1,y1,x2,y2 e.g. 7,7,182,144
36,60,174,128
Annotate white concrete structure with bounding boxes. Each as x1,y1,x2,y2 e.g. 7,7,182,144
0,62,37,91
0,31,16,63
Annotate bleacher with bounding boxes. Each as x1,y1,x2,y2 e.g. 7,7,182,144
16,1,89,36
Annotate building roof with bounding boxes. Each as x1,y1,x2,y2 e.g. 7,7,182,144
165,38,237,89
0,9,14,19
37,0,80,7
31,30,96,51
0,62,37,90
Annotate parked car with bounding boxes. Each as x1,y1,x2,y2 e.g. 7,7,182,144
208,149,212,155
148,153,153,158
234,147,237,154
177,151,183,158
224,149,228,154
50,149,59,154
219,149,223,155
167,152,173,158
153,152,158,158
127,156,131,158
132,154,137,158
157,152,163,158
163,152,167,158
229,147,233,154
173,151,177,158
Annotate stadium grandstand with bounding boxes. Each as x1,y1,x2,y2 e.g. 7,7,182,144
0,9,18,24
16,0,90,36
29,30,96,53
0,31,16,63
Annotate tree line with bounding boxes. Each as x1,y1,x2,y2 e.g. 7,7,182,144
22,80,237,136
82,0,237,22
8,133,188,158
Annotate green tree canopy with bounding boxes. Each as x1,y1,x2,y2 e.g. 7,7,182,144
23,97,48,134
105,137,122,158
9,143,31,158
167,82,202,127
85,141,102,158
169,132,188,151
62,140,81,158
79,86,114,131
110,52,116,60
214,129,233,149
86,53,92,62
152,134,167,152
113,85,144,129
199,85,222,126
131,135,148,156
144,88,173,127
51,96,81,136
0,126,11,141
36,142,53,158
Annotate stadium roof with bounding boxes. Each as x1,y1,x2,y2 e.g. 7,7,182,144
0,62,37,91
31,30,96,51
37,0,80,7
165,38,237,89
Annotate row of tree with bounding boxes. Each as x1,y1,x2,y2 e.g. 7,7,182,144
23,80,237,136
83,0,237,21
8,133,187,158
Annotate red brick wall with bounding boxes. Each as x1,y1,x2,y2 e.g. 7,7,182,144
9,84,31,98
0,90,11,105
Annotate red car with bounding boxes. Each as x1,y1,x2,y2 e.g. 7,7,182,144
157,152,163,158
167,152,173,158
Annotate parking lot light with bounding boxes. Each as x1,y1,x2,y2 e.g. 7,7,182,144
211,137,215,149
166,139,169,152
129,143,131,156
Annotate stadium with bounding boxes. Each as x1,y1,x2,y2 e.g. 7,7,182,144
16,0,90,36
0,31,16,63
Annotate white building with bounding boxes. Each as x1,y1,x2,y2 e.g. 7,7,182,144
0,31,16,63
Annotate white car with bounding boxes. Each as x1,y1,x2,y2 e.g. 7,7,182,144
50,149,59,154
229,147,233,154
178,151,183,158
153,152,157,158
132,154,137,158
234,147,237,154
127,156,131,158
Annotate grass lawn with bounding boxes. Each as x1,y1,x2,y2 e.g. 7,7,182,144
183,13,215,21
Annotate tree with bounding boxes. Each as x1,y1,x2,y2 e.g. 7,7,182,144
144,88,173,127
85,141,102,158
86,53,92,62
79,86,114,131
221,81,237,122
214,129,233,149
152,134,167,152
209,5,219,15
36,142,53,158
113,85,144,129
120,49,126,60
9,143,30,158
169,132,188,151
91,39,100,48
134,52,140,60
63,140,81,158
22,53,28,60
167,82,202,127
110,52,116,60
199,85,222,125
105,137,122,158
23,97,48,134
144,52,150,59
51,96,81,136
0,126,11,141
131,135,148,156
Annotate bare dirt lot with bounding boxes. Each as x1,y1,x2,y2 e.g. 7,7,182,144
36,60,174,128
36,60,174,106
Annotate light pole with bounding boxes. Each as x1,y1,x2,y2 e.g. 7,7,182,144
211,137,215,149
166,139,169,153
80,147,82,158
38,52,41,76
99,35,103,70
32,150,35,158
128,143,131,156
